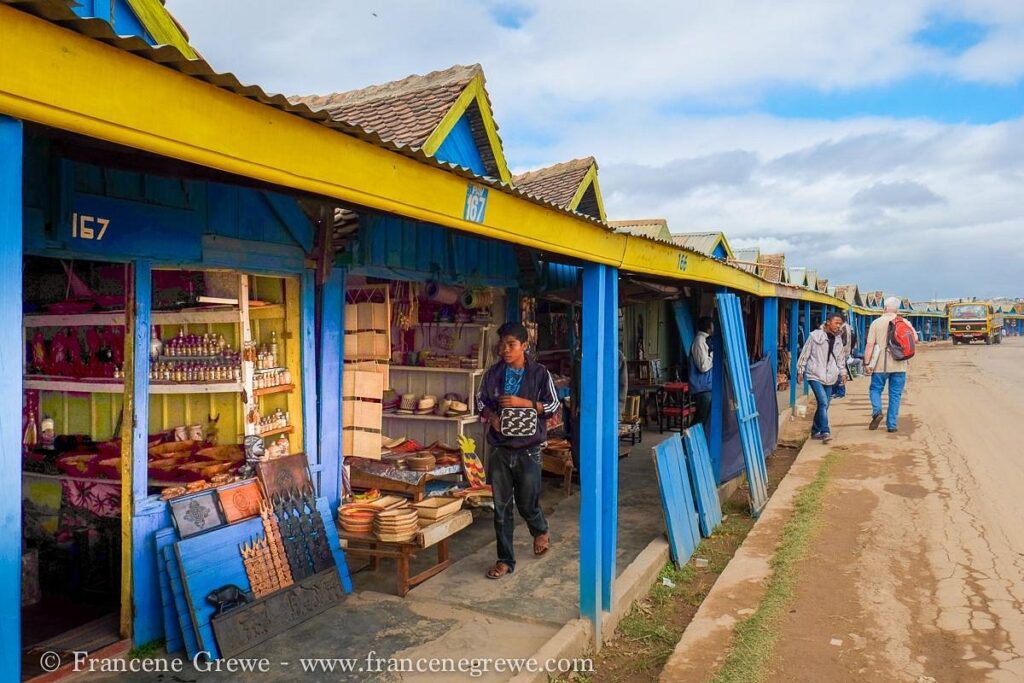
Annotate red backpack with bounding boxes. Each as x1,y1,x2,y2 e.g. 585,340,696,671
887,316,916,361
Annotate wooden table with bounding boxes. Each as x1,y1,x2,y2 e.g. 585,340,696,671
339,509,472,596
541,450,573,496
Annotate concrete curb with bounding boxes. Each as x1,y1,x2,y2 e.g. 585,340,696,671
509,537,670,683
659,408,825,682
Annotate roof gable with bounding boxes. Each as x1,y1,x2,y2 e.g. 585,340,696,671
513,157,606,221
71,0,196,58
608,218,672,242
671,232,734,260
291,64,511,182
758,253,786,283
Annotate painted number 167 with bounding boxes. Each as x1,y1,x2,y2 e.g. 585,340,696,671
71,213,110,241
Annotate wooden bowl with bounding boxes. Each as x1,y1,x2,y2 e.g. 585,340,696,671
148,441,197,458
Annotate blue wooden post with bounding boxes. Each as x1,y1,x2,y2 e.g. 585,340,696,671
601,266,618,612
710,295,726,481
802,302,811,395
0,116,22,680
301,269,322,502
580,263,606,648
789,300,798,410
319,268,345,509
129,259,159,646
130,260,152,508
762,297,779,379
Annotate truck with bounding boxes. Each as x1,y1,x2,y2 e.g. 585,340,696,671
948,302,1003,345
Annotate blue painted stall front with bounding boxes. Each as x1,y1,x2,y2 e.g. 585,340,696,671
19,142,325,653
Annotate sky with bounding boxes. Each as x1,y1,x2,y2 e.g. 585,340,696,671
165,0,1024,301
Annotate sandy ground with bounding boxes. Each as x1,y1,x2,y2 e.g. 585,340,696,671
769,339,1024,682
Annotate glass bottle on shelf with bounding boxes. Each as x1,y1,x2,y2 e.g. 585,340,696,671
149,327,163,361
269,331,279,365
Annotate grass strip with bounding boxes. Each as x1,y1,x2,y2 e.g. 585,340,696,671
710,450,839,683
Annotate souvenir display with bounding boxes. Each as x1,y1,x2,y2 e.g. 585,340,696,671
169,489,226,538
256,452,311,499
217,479,264,523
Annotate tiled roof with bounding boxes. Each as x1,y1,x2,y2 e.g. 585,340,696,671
671,232,730,258
513,158,595,210
758,253,786,283
609,218,672,242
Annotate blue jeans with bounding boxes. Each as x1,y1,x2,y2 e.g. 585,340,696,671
808,380,833,436
870,372,907,431
488,446,548,570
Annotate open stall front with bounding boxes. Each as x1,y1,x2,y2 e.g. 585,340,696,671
16,124,320,675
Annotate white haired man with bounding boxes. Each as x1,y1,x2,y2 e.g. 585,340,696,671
863,296,919,433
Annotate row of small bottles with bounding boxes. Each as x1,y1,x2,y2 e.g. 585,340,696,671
256,408,289,435
152,328,233,359
150,359,241,383
254,367,291,389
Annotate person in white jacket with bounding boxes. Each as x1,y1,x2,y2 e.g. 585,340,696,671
797,313,846,443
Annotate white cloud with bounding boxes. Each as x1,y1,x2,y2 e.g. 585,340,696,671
163,0,1024,299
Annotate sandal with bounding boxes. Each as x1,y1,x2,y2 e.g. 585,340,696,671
533,532,550,556
486,562,513,579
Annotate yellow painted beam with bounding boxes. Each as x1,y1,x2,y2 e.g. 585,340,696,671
0,7,871,303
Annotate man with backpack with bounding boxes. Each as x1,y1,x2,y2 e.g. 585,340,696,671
863,297,919,433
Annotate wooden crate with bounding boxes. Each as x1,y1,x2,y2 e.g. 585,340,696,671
343,428,382,460
342,370,383,400
344,304,358,332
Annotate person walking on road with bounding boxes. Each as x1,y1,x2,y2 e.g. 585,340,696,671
797,313,846,443
689,316,714,437
863,296,919,433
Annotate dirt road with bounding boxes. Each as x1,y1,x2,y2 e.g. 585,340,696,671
769,338,1024,682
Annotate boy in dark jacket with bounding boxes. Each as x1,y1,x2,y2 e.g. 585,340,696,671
477,322,559,579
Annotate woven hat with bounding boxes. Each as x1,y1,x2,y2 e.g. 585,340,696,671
398,393,417,414
415,395,437,415
446,400,470,416
382,389,401,413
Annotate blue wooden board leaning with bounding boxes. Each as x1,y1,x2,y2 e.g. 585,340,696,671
175,496,351,660
715,293,769,516
682,425,724,537
162,544,199,658
154,528,183,655
652,434,701,567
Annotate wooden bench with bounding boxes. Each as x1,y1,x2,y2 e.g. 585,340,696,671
339,509,472,596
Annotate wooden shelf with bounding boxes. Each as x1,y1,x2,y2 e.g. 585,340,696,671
25,378,243,394
411,322,491,328
254,383,294,397
383,413,477,424
256,425,294,438
23,304,285,328
390,366,483,375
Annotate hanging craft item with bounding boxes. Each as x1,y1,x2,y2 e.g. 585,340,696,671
458,435,486,488
425,281,461,305
461,288,494,310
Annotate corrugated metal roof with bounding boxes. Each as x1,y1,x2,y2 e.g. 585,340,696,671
609,218,673,243
2,0,612,229
671,232,731,258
